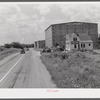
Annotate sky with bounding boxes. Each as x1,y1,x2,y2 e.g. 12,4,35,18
0,2,100,45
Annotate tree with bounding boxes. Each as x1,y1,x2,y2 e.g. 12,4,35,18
12,42,23,49
4,43,12,48
30,44,34,48
4,42,34,49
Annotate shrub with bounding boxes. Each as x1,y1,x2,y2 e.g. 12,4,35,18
41,51,100,88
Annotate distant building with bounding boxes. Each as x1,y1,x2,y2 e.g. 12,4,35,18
45,22,98,49
34,41,38,48
65,33,93,51
34,40,45,49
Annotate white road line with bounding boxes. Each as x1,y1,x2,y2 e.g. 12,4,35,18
0,54,25,84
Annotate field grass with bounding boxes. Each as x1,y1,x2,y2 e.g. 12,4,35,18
0,48,20,61
40,51,100,88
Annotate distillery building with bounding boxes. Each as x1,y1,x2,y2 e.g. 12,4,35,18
34,40,45,49
45,22,98,49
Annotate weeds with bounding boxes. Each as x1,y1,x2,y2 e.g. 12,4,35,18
41,51,100,88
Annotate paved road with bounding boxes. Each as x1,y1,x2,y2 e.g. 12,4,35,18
0,49,56,88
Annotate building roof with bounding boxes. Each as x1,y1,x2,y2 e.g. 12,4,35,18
78,34,92,41
66,33,93,42
45,21,98,31
34,40,45,43
66,33,73,41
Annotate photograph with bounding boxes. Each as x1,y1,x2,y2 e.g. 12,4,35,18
0,1,100,90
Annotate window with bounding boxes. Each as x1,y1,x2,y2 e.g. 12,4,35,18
73,37,77,41
74,44,77,48
83,44,85,48
81,44,82,47
89,43,91,46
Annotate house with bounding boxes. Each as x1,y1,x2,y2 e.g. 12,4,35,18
65,33,93,51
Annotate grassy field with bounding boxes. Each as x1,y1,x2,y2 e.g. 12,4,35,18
0,48,20,61
40,50,100,88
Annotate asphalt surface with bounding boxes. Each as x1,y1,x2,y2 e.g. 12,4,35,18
0,49,56,88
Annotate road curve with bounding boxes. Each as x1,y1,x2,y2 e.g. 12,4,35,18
0,49,56,88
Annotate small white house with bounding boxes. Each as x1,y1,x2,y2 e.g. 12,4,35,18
65,33,93,51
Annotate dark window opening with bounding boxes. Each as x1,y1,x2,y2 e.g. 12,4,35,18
89,43,91,46
73,37,77,41
74,44,77,48
56,43,59,47
83,44,85,48
81,44,82,47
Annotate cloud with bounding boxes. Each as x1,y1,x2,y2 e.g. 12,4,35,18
0,4,45,44
33,4,51,16
0,4,27,44
59,2,100,22
58,2,100,33
0,3,100,45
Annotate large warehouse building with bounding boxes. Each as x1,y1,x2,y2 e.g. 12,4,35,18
45,22,98,49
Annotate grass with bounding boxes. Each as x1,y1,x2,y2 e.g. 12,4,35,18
40,51,100,88
0,48,20,61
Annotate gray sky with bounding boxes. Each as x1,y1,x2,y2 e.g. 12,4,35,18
0,2,100,45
